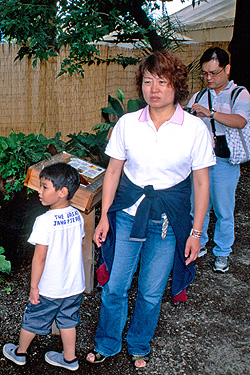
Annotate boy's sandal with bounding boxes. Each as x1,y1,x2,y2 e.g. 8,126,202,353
86,350,107,364
131,354,150,369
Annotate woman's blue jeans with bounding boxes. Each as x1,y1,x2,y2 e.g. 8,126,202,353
95,210,176,357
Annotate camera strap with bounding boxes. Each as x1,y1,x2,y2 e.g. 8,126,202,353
208,90,217,140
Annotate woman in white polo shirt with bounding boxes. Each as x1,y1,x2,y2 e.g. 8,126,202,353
86,50,216,369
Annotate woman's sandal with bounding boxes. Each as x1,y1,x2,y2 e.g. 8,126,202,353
131,354,150,369
86,350,107,364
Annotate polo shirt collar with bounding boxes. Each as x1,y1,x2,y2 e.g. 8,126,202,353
209,80,234,95
138,104,184,125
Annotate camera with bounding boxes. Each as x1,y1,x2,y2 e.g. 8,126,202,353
184,107,197,116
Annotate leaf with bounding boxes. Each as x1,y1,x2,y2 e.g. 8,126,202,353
0,247,11,274
0,138,8,150
92,123,111,132
2,285,12,294
116,88,124,105
101,107,118,116
0,255,11,273
127,98,146,112
108,95,124,118
127,99,140,113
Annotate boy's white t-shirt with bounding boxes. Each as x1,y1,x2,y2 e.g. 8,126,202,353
28,206,85,298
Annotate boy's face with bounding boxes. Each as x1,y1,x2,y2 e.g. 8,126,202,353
38,177,69,209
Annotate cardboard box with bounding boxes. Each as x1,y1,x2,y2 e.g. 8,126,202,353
24,152,105,213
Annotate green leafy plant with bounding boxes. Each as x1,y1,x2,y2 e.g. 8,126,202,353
0,128,66,200
66,88,146,167
0,0,187,77
0,246,11,274
0,247,12,294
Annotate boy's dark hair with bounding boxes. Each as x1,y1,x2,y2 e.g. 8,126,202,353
40,162,80,200
200,47,230,68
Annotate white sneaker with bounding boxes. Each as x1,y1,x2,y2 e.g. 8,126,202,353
198,248,207,258
213,256,229,272
45,351,79,371
3,344,26,365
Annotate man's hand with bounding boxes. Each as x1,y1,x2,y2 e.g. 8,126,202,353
191,103,211,118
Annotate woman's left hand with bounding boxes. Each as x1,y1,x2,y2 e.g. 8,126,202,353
184,236,201,265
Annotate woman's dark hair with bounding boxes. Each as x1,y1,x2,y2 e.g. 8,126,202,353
200,47,230,68
136,50,189,104
40,162,80,200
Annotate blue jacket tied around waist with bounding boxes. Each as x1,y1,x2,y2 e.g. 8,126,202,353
96,173,195,302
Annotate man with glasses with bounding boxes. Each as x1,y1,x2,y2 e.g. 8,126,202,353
188,47,250,273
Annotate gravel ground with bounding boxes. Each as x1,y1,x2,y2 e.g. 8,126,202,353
0,161,249,375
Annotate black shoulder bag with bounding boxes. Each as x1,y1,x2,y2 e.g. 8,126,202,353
208,91,230,158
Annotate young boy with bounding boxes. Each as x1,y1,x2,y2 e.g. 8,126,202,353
3,162,85,371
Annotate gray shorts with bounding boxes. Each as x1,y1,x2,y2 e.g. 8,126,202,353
21,293,83,335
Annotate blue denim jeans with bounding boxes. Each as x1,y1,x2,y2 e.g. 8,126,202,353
192,157,240,256
95,210,176,357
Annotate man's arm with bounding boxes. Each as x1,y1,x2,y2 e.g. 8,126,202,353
190,103,247,129
29,244,48,305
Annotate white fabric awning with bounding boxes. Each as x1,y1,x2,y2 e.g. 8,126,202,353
170,0,236,42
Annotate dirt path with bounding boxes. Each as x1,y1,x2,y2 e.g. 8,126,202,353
0,162,249,375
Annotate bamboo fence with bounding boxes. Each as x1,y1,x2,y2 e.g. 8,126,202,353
0,41,229,139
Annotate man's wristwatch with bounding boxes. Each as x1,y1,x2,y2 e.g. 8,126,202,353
210,108,216,119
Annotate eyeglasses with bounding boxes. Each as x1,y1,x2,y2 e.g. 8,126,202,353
200,67,225,78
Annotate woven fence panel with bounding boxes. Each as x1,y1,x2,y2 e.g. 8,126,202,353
0,42,229,139
0,43,138,140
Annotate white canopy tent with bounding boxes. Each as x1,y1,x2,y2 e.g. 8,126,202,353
170,0,236,43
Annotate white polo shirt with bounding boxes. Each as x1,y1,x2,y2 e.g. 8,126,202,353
105,104,216,215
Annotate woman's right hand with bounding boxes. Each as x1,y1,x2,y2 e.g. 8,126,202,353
93,157,124,247
93,215,110,247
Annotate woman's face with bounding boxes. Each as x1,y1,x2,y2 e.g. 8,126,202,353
142,71,175,110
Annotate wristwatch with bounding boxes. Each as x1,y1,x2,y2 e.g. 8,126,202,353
210,108,216,119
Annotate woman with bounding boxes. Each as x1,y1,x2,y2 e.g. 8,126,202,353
86,50,216,369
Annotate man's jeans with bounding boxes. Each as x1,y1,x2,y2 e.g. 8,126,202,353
195,157,240,256
95,210,176,357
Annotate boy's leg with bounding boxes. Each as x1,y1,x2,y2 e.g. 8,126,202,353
3,329,34,366
60,327,76,361
18,328,36,353
44,293,81,370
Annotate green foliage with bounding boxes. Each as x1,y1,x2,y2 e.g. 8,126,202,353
66,88,146,167
0,0,195,76
0,246,13,292
0,128,66,200
0,90,143,195
0,0,59,65
0,247,11,274
66,130,110,168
